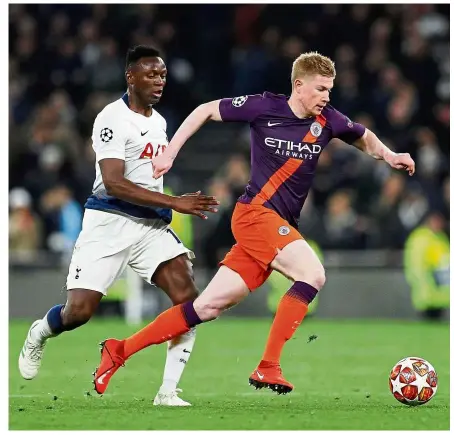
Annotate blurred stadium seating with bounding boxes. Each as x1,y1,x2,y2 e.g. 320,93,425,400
9,4,449,319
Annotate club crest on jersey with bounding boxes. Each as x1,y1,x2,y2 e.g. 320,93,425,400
310,121,323,137
100,127,113,143
232,96,248,107
278,226,290,236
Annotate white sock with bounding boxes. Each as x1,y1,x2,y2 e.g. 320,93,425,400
30,316,55,344
159,328,196,394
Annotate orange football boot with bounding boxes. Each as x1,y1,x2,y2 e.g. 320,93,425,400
249,361,294,394
93,339,125,394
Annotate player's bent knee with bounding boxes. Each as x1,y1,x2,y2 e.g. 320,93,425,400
311,268,326,290
291,266,326,290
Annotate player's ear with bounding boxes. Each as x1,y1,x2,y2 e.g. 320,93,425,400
125,69,134,86
293,78,303,92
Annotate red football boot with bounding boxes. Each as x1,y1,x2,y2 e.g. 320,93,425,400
93,339,125,394
249,361,294,394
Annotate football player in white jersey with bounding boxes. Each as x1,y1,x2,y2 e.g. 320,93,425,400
18,45,219,406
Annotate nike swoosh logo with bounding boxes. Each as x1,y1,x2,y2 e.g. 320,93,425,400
256,371,264,380
268,121,281,127
182,349,191,354
141,131,149,136
97,370,111,385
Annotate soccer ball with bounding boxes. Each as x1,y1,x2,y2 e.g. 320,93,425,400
389,357,438,406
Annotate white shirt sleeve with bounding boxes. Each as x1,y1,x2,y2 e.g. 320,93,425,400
92,109,127,162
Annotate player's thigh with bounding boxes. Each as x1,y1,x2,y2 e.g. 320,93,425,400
221,243,272,291
270,239,325,288
152,254,198,305
129,224,194,287
230,203,302,280
193,265,249,313
66,210,134,296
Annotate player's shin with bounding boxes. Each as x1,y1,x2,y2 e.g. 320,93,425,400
261,281,318,364
159,328,196,394
123,301,204,359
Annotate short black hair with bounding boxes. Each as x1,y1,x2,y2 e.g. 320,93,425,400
125,45,160,70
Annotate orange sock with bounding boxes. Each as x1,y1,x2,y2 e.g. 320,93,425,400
261,281,318,365
123,302,202,359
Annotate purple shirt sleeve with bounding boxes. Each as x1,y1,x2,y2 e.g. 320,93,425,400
329,107,366,144
219,94,265,122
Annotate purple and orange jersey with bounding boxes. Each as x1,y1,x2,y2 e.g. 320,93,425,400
219,92,366,228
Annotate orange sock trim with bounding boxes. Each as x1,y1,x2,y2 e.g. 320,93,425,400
262,293,309,363
123,305,190,359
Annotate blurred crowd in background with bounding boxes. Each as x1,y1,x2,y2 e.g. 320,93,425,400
9,4,449,267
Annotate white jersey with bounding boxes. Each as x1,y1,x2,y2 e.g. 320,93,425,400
68,94,194,295
85,94,171,222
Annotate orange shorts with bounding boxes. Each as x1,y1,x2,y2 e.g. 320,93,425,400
220,202,303,291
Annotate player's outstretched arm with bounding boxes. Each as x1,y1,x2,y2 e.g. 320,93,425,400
152,100,222,179
353,128,415,176
100,158,219,219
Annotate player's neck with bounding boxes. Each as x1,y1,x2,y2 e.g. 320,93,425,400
127,91,153,117
287,95,312,119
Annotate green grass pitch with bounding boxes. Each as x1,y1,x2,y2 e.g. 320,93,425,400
9,317,449,430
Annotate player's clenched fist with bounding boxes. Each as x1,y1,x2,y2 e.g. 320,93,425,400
171,191,219,219
385,152,416,176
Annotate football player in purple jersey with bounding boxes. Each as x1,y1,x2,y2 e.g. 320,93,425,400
95,52,415,395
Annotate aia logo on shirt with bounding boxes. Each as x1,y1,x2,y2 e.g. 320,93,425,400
140,143,167,159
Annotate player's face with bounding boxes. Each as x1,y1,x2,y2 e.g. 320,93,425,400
293,74,334,116
128,57,167,105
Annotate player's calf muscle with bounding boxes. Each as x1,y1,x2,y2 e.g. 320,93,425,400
168,285,198,305
62,288,102,328
193,284,248,321
192,290,234,320
192,302,221,321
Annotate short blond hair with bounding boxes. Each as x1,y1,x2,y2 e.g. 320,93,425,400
291,51,336,84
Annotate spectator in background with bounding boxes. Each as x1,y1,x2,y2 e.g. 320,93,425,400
40,185,82,264
202,178,235,271
201,154,249,270
223,154,250,198
415,127,445,182
298,191,325,242
89,38,124,92
9,188,42,259
8,4,450,261
404,211,450,319
396,187,430,247
73,139,96,204
23,144,67,206
373,172,407,248
78,18,102,70
322,190,368,249
441,176,449,223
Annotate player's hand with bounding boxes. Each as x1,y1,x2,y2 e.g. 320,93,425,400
172,191,219,219
152,154,174,179
386,152,416,176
